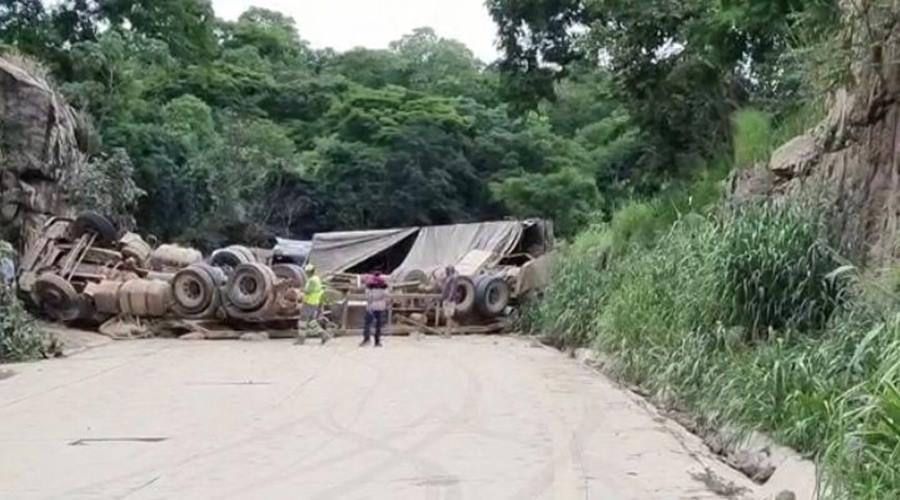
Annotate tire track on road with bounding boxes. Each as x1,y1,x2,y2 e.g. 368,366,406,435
302,343,484,500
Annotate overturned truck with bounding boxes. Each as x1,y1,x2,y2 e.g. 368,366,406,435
18,214,306,330
19,215,554,338
307,219,555,335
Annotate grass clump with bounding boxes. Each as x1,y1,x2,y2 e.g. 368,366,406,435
531,198,900,497
0,242,56,363
717,202,841,336
733,109,773,167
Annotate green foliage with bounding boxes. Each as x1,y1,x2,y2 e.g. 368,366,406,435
607,201,666,253
0,276,55,363
528,196,900,496
71,148,145,230
491,168,600,236
732,109,773,167
161,94,216,153
488,0,841,179
4,3,647,241
717,202,841,335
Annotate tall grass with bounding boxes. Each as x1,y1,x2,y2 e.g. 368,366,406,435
733,109,773,167
532,199,900,498
717,202,841,336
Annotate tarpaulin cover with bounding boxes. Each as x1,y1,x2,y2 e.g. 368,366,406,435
393,221,524,277
308,228,418,274
274,238,312,261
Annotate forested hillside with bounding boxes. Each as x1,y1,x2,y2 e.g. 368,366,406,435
1,0,648,248
2,1,837,247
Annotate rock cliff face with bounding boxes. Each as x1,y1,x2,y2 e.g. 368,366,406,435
0,55,86,251
732,1,900,263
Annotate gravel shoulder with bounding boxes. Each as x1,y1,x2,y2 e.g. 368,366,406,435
0,334,812,499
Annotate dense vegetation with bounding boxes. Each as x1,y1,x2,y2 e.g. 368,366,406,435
0,242,55,362
1,0,646,246
527,195,900,498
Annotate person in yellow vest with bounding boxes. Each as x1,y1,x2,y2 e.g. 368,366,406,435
295,264,330,345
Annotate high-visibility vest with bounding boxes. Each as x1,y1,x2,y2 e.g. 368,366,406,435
304,275,324,306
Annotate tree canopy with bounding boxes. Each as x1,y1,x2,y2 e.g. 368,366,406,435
0,0,841,244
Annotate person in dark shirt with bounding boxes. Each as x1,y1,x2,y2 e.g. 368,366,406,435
361,271,390,347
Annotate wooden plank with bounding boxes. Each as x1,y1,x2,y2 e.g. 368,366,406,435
396,314,442,336
346,292,441,301
456,249,497,276
64,233,97,280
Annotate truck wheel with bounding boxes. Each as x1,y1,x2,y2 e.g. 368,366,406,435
272,264,306,288
172,265,217,316
210,245,256,271
475,275,511,317
34,273,80,321
70,212,119,245
453,276,476,315
225,263,275,312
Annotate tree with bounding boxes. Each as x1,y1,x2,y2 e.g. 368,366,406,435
161,94,216,153
71,148,145,229
492,168,600,236
0,1,50,56
98,0,218,61
4,0,651,242
487,0,841,172
390,27,497,103
223,7,313,69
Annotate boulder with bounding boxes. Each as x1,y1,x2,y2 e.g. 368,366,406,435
0,55,87,251
768,134,819,179
730,2,900,264
726,448,776,484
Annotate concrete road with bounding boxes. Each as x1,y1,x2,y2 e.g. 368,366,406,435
0,336,799,499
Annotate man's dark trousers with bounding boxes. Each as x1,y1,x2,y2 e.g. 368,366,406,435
363,310,385,345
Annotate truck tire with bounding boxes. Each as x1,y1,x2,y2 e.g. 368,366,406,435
210,245,256,271
225,263,275,312
475,275,511,317
172,264,224,317
272,264,306,288
452,276,476,315
34,273,81,321
119,232,152,266
70,212,119,245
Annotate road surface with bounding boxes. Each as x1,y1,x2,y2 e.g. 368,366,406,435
0,335,804,499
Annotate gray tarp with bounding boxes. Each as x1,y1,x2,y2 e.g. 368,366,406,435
308,228,418,275
274,238,312,263
393,221,524,278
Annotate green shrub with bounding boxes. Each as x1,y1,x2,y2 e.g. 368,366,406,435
0,284,54,363
529,226,614,346
608,201,666,253
733,109,773,167
0,241,55,363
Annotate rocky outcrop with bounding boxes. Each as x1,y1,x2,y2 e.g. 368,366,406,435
0,55,86,252
732,1,900,263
